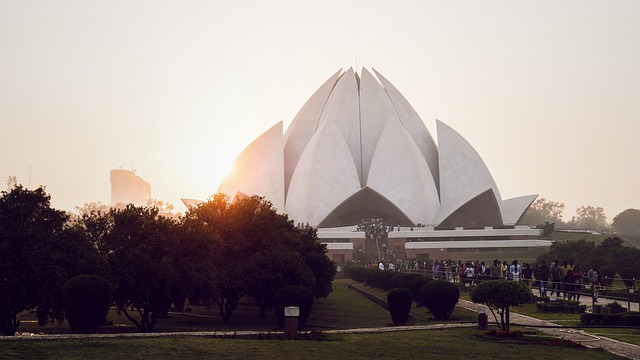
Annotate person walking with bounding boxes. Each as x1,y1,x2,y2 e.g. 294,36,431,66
489,259,501,279
572,265,584,301
522,263,533,288
537,260,550,297
588,264,601,302
509,260,521,281
549,260,563,298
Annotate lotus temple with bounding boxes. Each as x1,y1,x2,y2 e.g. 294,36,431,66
186,67,552,263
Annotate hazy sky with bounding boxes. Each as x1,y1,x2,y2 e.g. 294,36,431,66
1,1,638,221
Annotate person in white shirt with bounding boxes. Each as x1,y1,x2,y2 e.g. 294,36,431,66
509,260,521,281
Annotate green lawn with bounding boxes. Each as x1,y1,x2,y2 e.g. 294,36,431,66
619,234,640,249
0,328,626,360
550,231,608,243
5,278,637,359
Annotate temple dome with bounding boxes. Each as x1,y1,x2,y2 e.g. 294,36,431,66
217,67,536,228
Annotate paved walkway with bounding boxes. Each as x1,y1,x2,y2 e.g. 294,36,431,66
457,299,640,360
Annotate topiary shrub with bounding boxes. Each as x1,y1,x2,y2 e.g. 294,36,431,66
390,273,409,290
409,277,432,305
536,300,585,314
381,271,397,291
605,301,626,314
620,268,638,289
599,267,616,287
62,275,113,334
387,287,412,325
273,285,314,329
399,273,423,289
418,280,459,320
346,266,367,282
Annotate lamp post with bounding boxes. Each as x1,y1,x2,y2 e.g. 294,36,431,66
362,218,388,262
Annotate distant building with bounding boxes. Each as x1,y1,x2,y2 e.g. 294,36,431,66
110,169,151,207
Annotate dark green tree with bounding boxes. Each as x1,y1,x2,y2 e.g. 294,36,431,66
103,205,178,332
173,215,219,310
184,194,335,324
294,225,336,300
0,186,69,335
470,280,533,333
519,198,565,226
570,205,608,230
612,209,640,235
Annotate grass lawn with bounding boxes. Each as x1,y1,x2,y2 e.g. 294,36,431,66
584,327,640,345
619,234,640,249
0,328,627,360
6,278,638,359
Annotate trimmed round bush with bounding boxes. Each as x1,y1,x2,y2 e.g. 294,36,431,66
381,271,397,291
62,275,113,334
599,267,616,287
417,280,459,320
409,276,432,304
346,266,367,282
399,273,423,289
273,285,314,329
387,287,412,325
620,268,638,289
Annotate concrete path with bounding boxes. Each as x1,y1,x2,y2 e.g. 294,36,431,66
458,299,640,360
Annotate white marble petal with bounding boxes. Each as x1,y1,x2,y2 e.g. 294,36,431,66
284,69,342,196
285,120,361,226
437,120,504,220
358,68,395,185
502,194,539,225
367,118,441,225
317,68,363,186
373,68,440,189
217,121,285,211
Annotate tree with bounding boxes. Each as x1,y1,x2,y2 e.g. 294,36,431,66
470,280,533,333
538,236,640,276
184,193,336,325
146,198,181,220
570,205,608,230
519,198,565,226
173,215,219,310
294,225,336,300
0,186,69,335
612,209,640,235
103,205,178,332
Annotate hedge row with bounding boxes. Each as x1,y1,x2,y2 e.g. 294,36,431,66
345,267,459,320
344,267,423,292
536,300,586,314
580,312,640,326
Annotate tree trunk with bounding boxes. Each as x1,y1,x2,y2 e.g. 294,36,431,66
505,307,510,333
0,311,20,336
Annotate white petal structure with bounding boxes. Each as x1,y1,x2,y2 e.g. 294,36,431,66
218,121,284,211
217,68,537,228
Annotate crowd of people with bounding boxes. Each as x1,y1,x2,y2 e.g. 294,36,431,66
368,258,603,301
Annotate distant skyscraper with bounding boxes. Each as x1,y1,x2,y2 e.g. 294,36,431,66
110,169,151,207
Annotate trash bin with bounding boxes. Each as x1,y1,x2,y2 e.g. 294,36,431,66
477,305,488,330
284,306,299,337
